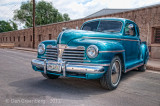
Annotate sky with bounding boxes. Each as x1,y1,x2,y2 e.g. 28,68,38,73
0,0,160,29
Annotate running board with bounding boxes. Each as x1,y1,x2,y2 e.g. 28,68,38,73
125,59,144,73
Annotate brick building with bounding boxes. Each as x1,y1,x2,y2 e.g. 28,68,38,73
0,4,160,59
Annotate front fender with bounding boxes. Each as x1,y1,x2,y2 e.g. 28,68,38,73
68,38,125,64
41,40,57,46
37,40,57,58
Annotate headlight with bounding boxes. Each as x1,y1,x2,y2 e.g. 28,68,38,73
87,45,98,58
38,43,45,54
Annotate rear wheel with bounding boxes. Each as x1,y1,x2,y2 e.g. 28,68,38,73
138,64,146,72
100,56,122,90
41,72,59,79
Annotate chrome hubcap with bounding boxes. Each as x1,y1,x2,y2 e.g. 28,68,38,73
111,60,121,86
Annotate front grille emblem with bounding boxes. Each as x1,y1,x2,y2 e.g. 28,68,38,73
58,48,63,58
57,44,66,62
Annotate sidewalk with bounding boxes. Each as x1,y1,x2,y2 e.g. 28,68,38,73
147,58,160,71
13,47,160,71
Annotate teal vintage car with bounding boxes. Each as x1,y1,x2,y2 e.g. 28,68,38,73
31,18,149,90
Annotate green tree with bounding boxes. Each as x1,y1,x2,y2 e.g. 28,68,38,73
13,0,70,28
9,20,18,30
0,20,18,33
63,13,70,21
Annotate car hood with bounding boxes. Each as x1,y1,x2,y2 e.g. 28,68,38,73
57,29,122,44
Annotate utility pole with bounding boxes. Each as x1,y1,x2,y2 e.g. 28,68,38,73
32,0,35,49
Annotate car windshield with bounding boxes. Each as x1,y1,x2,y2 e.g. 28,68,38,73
82,20,122,33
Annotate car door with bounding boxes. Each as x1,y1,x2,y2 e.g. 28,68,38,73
122,22,141,63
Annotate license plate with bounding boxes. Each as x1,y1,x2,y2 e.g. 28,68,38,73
47,63,61,72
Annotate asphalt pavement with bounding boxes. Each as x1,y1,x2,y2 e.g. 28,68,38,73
0,48,160,106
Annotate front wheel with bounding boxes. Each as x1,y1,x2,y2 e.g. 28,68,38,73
100,56,122,90
41,72,59,79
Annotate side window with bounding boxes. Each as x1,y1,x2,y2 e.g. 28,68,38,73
125,23,136,36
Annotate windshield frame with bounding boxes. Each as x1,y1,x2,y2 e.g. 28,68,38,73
81,19,123,33
80,20,100,31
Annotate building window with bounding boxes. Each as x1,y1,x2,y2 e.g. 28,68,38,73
10,37,11,41
18,36,20,42
49,34,52,40
30,35,32,41
154,28,160,43
14,37,15,42
39,35,42,42
6,37,7,42
24,36,25,41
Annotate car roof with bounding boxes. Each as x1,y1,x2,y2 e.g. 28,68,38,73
85,17,134,23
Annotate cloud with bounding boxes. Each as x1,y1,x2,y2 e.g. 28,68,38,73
48,0,111,19
0,1,21,21
0,0,160,22
106,0,160,8
45,0,160,19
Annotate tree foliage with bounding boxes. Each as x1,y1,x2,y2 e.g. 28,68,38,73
0,20,18,33
13,0,70,28
63,13,70,21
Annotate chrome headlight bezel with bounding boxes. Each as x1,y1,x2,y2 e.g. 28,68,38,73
38,43,45,54
87,45,99,58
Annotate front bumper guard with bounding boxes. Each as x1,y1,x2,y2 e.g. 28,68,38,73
31,59,109,76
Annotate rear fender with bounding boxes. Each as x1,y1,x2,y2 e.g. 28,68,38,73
140,42,149,64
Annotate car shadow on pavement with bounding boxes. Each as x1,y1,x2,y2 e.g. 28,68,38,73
121,69,142,81
9,77,107,100
9,69,142,100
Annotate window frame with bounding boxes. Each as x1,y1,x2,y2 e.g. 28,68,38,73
81,20,123,33
81,20,100,31
49,34,52,40
24,36,25,42
152,27,160,44
39,35,42,42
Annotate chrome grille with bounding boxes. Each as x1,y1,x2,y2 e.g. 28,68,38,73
62,47,85,62
41,45,86,62
41,46,58,61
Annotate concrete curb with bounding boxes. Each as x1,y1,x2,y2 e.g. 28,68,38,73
147,65,160,71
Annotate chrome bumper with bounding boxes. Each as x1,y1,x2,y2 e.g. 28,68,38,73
31,59,108,76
